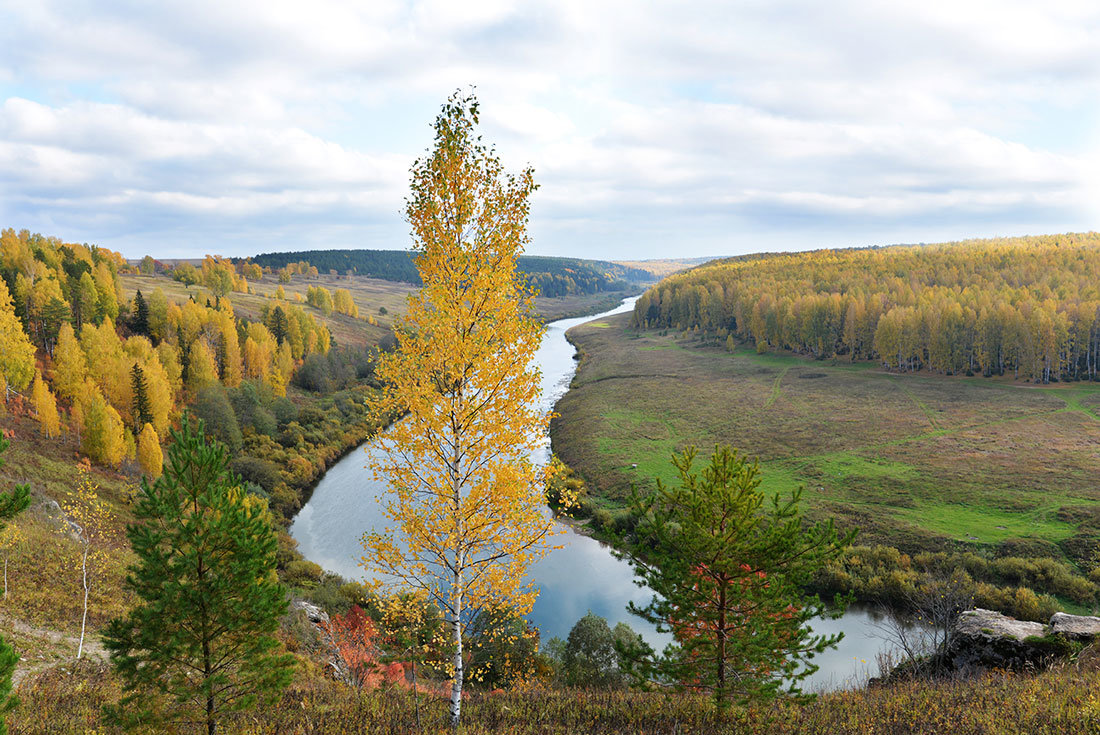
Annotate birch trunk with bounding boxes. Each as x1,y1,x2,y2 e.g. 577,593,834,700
77,543,89,659
449,577,463,728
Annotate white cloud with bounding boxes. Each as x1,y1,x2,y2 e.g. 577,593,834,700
0,0,1095,258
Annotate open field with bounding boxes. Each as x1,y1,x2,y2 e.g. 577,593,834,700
120,272,633,347
552,312,1100,561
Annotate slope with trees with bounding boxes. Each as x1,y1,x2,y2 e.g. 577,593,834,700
244,248,653,296
633,233,1100,383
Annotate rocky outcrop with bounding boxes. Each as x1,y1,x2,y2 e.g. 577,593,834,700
1050,612,1100,640
945,609,1097,674
288,599,354,685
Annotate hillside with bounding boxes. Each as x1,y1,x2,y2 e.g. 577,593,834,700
634,233,1100,383
552,310,1100,618
243,249,653,296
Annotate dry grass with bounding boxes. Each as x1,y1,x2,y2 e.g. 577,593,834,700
12,659,1100,734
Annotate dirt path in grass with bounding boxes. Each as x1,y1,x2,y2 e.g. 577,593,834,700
0,613,107,687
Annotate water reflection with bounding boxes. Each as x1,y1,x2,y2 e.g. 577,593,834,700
290,296,904,691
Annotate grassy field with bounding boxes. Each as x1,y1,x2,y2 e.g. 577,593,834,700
551,312,1100,560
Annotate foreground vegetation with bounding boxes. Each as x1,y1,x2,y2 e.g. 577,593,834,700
552,311,1100,616
14,659,1100,734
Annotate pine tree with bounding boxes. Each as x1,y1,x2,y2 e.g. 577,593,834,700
132,290,149,336
0,436,31,733
614,445,854,711
130,362,152,432
268,306,288,345
103,418,294,735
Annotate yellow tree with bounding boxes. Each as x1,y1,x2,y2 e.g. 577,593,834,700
63,468,117,659
186,340,219,393
360,93,566,727
136,423,163,480
52,322,87,404
0,278,35,397
30,370,61,438
81,389,127,468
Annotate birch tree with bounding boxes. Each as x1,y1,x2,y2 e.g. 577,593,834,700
360,92,568,728
62,468,116,659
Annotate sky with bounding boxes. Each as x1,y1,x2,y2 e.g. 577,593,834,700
1,0,1098,261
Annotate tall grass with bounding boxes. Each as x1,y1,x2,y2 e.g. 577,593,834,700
12,660,1100,734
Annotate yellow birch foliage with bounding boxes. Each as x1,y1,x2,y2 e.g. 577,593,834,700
187,340,219,393
81,319,133,424
52,322,87,404
156,341,183,398
81,388,127,468
0,277,35,391
360,93,569,725
31,370,61,438
333,288,359,318
63,468,118,659
136,423,163,480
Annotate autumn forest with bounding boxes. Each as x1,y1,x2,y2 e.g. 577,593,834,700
634,233,1100,383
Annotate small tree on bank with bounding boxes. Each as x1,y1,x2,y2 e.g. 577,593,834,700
103,417,294,735
615,445,855,711
361,92,566,728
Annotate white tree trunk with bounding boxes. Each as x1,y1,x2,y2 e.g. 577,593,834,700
449,575,463,728
77,543,89,659
3,556,7,598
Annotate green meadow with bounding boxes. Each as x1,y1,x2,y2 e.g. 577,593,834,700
552,312,1100,560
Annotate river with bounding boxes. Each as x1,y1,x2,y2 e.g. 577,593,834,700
290,296,904,692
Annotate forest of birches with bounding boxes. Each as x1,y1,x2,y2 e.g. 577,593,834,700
633,232,1100,383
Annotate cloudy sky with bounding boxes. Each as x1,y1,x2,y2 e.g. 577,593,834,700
1,1,1097,260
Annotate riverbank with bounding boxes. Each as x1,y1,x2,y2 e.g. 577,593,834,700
548,311,1100,618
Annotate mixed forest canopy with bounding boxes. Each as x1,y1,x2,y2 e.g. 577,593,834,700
0,228,346,509
243,249,653,297
633,233,1100,383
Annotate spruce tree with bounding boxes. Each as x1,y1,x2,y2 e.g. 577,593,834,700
0,436,31,734
131,290,149,337
103,417,294,734
268,306,288,345
130,362,152,432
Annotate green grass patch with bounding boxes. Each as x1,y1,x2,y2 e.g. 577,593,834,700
551,312,1100,561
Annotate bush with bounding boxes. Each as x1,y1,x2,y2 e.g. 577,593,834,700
191,385,242,451
271,397,299,427
294,354,332,393
284,560,324,589
230,456,284,493
229,381,278,438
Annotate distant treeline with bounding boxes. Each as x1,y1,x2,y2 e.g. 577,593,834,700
243,249,653,297
633,233,1100,383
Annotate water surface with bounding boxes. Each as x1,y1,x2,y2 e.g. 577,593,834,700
290,297,903,690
